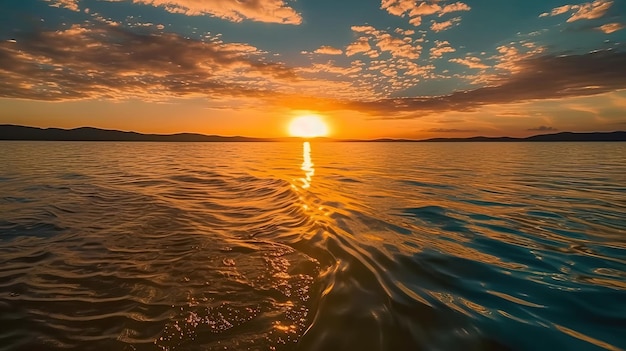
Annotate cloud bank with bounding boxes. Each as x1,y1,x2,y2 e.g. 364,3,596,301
0,24,298,101
343,50,626,116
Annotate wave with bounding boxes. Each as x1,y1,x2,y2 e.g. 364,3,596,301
0,142,625,350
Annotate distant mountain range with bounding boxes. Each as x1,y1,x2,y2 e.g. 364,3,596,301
1,124,625,142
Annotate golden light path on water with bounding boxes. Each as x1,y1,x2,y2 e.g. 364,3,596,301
300,142,314,190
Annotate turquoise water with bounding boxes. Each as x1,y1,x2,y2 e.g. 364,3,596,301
0,141,624,350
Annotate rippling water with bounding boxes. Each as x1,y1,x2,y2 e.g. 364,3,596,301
1,141,625,351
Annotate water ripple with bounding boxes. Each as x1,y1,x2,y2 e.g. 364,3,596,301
0,141,624,350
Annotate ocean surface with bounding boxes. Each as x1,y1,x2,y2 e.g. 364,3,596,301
0,141,625,351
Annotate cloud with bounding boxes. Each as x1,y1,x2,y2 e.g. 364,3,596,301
539,0,613,23
430,40,455,59
431,17,462,32
408,2,441,16
0,23,300,101
348,25,422,59
375,32,421,59
298,61,362,75
351,25,377,33
342,50,626,116
440,2,471,15
314,46,343,55
527,126,558,132
492,42,545,75
102,0,302,24
381,0,470,27
44,0,80,11
346,37,373,56
539,4,575,17
568,0,613,22
449,56,489,69
596,22,625,33
394,28,415,36
0,23,388,106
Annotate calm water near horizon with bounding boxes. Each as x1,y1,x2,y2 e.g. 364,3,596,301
1,141,625,351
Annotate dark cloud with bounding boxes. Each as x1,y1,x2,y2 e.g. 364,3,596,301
527,126,558,131
343,49,626,116
0,23,298,101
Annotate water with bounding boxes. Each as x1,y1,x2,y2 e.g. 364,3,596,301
1,141,625,351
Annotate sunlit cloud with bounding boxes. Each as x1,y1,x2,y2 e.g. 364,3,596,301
539,0,613,23
381,0,470,28
430,40,455,59
314,46,343,55
103,0,302,24
440,2,471,15
297,61,362,75
346,37,374,56
449,56,489,69
492,42,545,75
0,23,300,101
44,0,80,11
431,17,462,32
349,25,422,59
0,22,392,108
596,22,625,33
375,33,421,59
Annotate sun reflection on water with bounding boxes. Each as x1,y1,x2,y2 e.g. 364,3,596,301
300,141,314,189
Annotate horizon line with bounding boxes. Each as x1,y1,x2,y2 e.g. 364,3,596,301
1,124,625,142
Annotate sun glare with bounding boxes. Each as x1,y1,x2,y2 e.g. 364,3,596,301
288,115,329,138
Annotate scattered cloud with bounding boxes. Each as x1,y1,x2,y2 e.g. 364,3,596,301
352,25,377,33
44,0,80,11
539,0,613,23
528,126,558,132
450,56,489,69
348,25,422,59
394,28,415,36
381,0,470,28
596,23,625,33
298,61,362,75
430,40,455,59
0,23,300,101
431,17,462,32
441,2,471,15
346,37,374,56
314,46,343,55
540,4,573,18
492,42,545,75
100,0,302,24
342,50,626,116
375,32,421,59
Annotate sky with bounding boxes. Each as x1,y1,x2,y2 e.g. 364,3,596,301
1,0,625,139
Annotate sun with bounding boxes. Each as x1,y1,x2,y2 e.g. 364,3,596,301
288,115,329,138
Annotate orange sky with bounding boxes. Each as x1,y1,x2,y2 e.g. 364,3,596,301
1,0,625,139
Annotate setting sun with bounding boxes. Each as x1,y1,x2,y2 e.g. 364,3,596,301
288,115,329,138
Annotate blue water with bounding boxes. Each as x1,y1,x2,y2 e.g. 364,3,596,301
0,141,624,350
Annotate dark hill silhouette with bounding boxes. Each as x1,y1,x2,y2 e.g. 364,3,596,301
419,132,626,142
1,124,625,142
0,125,268,142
